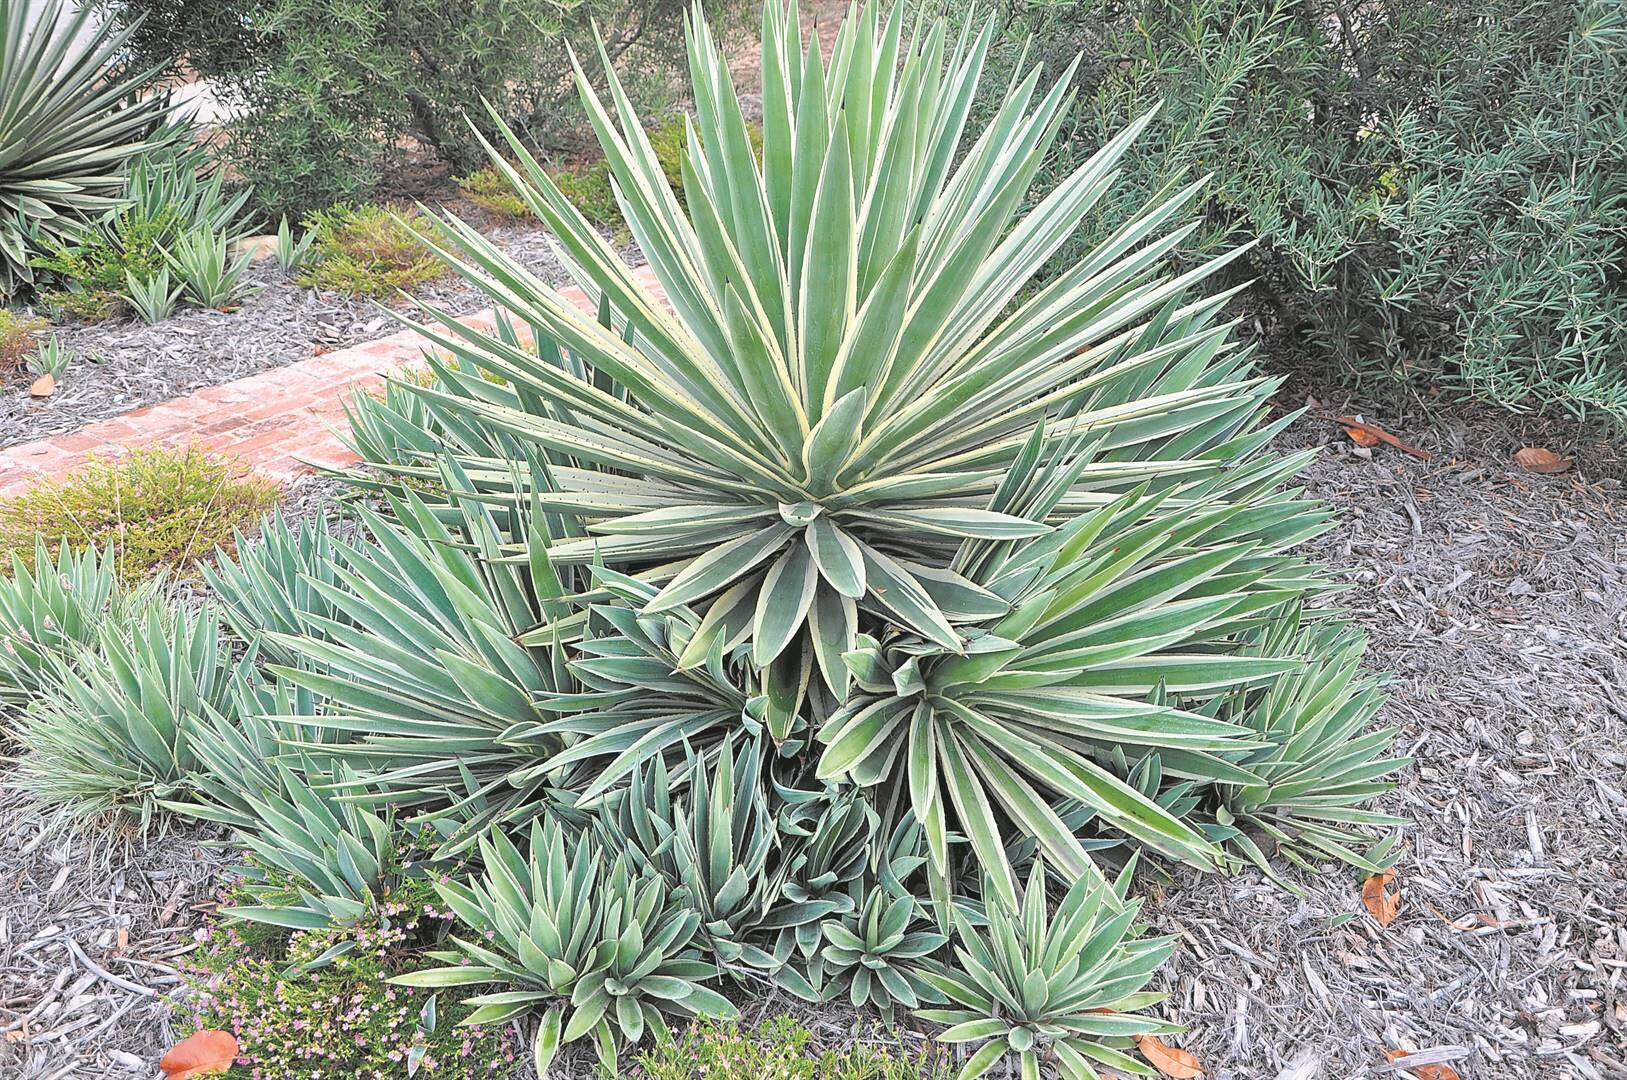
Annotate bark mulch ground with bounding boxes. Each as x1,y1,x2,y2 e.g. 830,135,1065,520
1147,396,1626,1079
1,402,1622,1078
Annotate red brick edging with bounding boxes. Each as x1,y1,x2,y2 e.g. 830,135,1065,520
0,266,661,498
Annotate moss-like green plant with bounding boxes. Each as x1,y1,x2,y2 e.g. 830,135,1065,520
0,447,280,583
36,286,119,323
296,203,443,297
550,158,622,228
457,165,532,219
629,1016,951,1080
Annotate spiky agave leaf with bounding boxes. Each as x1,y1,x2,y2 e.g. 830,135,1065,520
0,540,159,709
918,859,1177,1080
0,0,181,293
167,666,343,830
394,817,736,1074
203,509,353,665
594,733,781,977
815,450,1340,904
334,308,620,504
269,484,573,843
818,883,947,1021
1206,611,1408,876
380,0,1276,731
212,759,410,973
16,604,233,837
529,566,799,803
766,793,877,970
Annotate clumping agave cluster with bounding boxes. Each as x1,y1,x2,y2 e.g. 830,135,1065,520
5,2,1407,1075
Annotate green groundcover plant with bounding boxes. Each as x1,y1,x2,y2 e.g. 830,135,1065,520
104,0,713,218
0,447,280,584
9,3,1407,1076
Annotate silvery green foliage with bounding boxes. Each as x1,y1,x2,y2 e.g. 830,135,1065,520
203,509,351,665
122,265,184,323
0,542,142,708
394,817,737,1074
164,225,258,308
17,604,233,835
274,216,318,272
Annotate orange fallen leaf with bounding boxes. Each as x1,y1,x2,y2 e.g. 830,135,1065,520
160,1029,238,1078
1343,422,1380,447
1512,446,1570,474
1136,1034,1204,1078
1362,867,1400,927
28,372,54,397
1383,1049,1462,1079
1333,416,1431,460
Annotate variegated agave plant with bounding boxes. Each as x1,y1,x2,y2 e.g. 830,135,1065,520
198,0,1407,1070
349,0,1401,894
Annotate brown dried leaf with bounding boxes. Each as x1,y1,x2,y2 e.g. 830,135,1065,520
1362,867,1400,927
1383,1049,1462,1079
1136,1034,1205,1078
1332,416,1431,460
28,372,54,397
1343,423,1380,447
1512,446,1570,474
160,1029,239,1078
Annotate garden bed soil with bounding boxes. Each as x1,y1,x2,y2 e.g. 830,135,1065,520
1,404,1623,1078
0,219,635,452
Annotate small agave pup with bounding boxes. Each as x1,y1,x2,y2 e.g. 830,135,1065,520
920,860,1178,1080
394,817,736,1073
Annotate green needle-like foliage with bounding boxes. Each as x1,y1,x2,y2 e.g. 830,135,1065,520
919,861,1176,1080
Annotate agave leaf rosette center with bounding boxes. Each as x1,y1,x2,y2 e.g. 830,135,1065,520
814,477,1333,902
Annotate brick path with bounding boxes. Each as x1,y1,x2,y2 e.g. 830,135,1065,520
0,267,661,498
